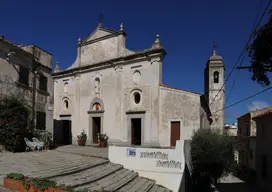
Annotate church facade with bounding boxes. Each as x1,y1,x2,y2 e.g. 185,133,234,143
52,22,225,147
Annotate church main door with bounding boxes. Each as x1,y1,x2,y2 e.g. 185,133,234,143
131,118,141,145
92,117,101,143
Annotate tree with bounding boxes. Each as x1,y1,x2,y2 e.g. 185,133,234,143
190,129,236,191
0,95,32,152
247,10,272,86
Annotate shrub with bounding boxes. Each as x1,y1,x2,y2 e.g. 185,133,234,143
0,95,33,152
77,130,87,141
6,173,25,180
191,128,236,189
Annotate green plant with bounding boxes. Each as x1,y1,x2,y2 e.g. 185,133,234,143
0,95,33,152
77,130,87,141
98,133,108,142
39,130,53,146
191,128,236,189
6,173,25,180
24,177,56,191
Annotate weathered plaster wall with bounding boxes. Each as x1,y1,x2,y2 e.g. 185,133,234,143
207,67,225,130
255,115,272,192
159,87,201,146
54,56,162,145
0,48,54,132
22,45,52,69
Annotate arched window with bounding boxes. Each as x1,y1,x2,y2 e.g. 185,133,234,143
214,71,219,83
64,82,68,93
64,100,69,109
134,92,141,104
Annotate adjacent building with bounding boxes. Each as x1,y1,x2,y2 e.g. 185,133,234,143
224,123,237,135
237,107,272,170
53,22,225,147
0,36,54,132
252,108,272,191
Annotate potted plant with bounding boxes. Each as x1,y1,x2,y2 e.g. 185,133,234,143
77,130,87,146
24,177,57,192
40,131,53,150
98,133,108,148
4,173,25,191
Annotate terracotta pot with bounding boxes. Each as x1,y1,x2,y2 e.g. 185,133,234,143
4,178,26,192
77,139,86,146
99,141,106,148
28,185,51,192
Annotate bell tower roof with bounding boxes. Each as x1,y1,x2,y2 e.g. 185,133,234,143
206,42,224,67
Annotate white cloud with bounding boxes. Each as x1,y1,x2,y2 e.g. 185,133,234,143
247,101,270,111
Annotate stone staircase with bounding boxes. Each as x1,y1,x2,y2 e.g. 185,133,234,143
0,148,172,192
50,161,171,192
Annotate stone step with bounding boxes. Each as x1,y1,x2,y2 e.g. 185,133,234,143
117,177,155,192
52,162,123,187
31,159,109,178
77,168,138,192
148,184,172,192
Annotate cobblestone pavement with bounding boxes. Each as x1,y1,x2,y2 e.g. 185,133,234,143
0,146,170,192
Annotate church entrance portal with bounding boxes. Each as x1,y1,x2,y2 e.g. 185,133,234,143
53,119,72,146
92,117,101,143
131,118,141,145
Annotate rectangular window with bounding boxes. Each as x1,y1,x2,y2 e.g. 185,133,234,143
262,156,267,178
18,67,29,86
36,111,46,130
39,75,47,92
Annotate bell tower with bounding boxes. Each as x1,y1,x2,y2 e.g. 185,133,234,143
204,45,225,130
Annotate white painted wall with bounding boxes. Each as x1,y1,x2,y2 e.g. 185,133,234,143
109,140,185,192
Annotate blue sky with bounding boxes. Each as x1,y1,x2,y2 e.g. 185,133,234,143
1,0,271,124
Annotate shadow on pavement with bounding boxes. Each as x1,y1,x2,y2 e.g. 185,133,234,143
216,183,257,192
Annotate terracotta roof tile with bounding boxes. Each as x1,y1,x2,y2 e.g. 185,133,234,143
252,109,272,119
238,106,272,119
160,84,202,95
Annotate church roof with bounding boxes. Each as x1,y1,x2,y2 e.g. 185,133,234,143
160,84,202,95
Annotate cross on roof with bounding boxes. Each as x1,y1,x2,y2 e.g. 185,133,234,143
212,41,217,55
99,15,103,24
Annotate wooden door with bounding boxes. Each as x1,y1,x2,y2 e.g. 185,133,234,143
93,118,98,143
170,121,180,147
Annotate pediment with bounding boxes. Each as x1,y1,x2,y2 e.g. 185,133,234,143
84,27,117,42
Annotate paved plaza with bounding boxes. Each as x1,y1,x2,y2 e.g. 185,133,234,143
0,145,170,192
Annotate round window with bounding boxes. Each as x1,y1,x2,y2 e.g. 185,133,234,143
134,92,141,104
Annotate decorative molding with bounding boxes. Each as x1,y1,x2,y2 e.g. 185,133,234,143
131,65,142,69
92,71,103,78
60,114,71,117
87,110,105,114
126,110,146,115
115,66,123,72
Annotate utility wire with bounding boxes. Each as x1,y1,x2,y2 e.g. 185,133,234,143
205,0,272,116
226,0,264,103
214,86,272,113
225,0,267,106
